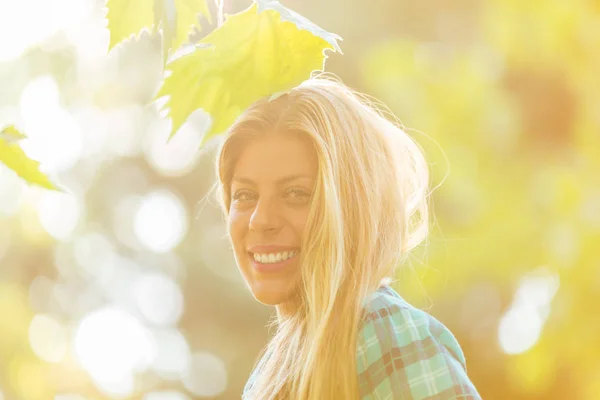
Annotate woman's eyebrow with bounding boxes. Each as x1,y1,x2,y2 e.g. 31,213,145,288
231,176,255,185
276,175,314,185
231,175,314,185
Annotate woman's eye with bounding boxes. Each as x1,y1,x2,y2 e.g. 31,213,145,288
285,188,311,203
232,190,256,203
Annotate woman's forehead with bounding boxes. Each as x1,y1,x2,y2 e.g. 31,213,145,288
232,134,318,184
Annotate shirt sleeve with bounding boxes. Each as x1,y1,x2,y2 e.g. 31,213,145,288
356,301,482,400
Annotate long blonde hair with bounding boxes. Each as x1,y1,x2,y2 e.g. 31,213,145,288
216,75,430,399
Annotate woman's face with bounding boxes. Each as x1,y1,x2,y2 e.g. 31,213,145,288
228,133,318,308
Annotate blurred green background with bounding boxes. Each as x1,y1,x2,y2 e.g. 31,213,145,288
1,0,599,399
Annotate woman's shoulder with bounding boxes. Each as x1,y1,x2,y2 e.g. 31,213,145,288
359,284,467,370
357,285,480,399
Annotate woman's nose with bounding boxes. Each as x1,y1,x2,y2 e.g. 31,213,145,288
249,198,280,232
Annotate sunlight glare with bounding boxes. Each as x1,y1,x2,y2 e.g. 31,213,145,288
0,1,55,62
19,76,83,173
19,76,61,133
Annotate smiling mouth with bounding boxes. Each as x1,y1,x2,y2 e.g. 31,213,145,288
249,250,299,264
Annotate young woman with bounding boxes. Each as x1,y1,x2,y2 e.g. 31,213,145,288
216,76,481,399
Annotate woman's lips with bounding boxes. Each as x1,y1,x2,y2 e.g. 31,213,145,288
248,251,299,273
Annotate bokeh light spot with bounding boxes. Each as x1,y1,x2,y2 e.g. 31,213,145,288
144,110,210,176
182,352,228,397
72,232,118,279
151,328,191,380
133,189,188,253
499,268,560,354
498,306,543,355
54,394,87,400
134,273,184,326
36,191,82,241
143,391,191,400
92,373,135,399
0,163,26,217
28,314,68,363
73,307,156,384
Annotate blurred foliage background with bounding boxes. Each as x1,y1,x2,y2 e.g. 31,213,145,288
0,0,599,399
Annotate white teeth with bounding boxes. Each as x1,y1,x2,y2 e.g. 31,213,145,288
253,251,298,264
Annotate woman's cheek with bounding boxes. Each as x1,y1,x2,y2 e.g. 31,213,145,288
229,210,252,247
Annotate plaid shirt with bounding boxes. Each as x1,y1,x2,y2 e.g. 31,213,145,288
357,285,481,399
243,285,481,399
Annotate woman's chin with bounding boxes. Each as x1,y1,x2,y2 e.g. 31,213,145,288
249,282,295,307
251,288,289,306
242,266,301,307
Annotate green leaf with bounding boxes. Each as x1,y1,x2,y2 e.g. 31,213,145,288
156,0,342,145
0,125,27,143
106,0,210,59
172,0,212,50
256,0,342,53
0,126,59,191
106,0,155,50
